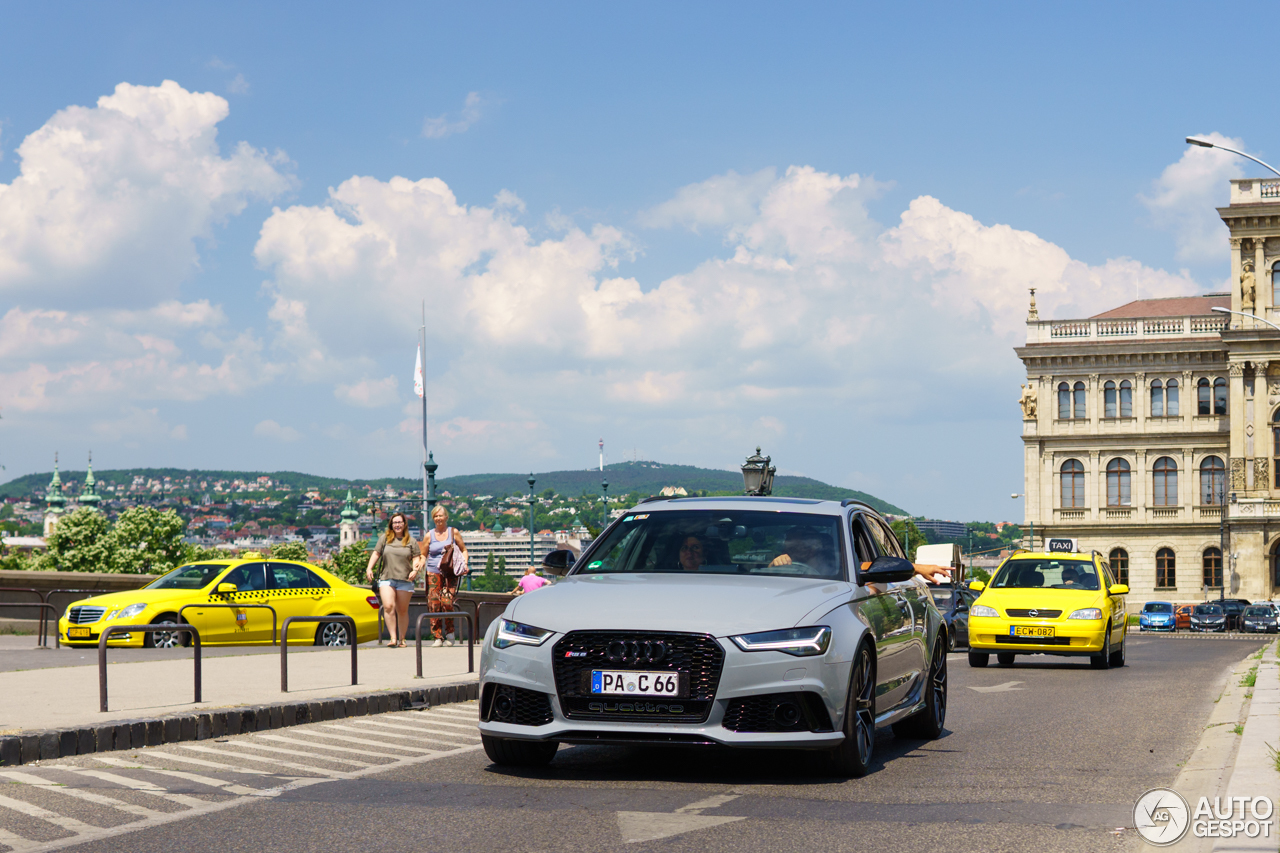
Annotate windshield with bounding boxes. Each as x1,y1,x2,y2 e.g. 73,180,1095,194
1194,604,1223,615
1245,606,1272,617
145,563,229,590
929,587,954,606
1143,602,1173,613
580,510,846,579
991,558,1099,590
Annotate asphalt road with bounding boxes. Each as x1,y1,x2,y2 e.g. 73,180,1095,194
10,636,1269,853
0,635,379,672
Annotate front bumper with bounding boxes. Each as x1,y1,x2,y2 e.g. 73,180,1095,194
476,631,851,749
57,617,143,647
968,615,1107,655
1189,621,1227,632
1139,619,1176,632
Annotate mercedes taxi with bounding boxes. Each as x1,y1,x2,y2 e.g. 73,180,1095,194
966,540,1128,669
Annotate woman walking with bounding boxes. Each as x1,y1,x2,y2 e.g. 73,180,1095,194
424,505,468,646
365,512,421,647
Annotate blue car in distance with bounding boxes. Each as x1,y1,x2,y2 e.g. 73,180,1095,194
1139,600,1177,632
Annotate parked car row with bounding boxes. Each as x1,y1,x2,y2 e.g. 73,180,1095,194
1139,599,1278,633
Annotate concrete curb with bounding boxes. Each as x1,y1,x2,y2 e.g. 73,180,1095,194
1213,640,1279,852
1132,632,1275,640
0,681,479,767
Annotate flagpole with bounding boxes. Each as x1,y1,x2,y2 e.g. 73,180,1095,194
419,301,429,534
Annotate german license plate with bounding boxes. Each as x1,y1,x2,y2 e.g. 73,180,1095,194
591,670,685,697
1011,626,1055,638
67,627,91,639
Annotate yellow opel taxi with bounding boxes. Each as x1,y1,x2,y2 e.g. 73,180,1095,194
966,543,1128,669
57,558,382,648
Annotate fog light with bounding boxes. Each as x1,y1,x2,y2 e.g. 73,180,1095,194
493,693,514,720
774,701,801,728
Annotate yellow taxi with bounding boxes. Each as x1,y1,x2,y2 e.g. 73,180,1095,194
966,543,1128,669
57,557,382,648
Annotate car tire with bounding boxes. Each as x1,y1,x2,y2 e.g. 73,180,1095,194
480,735,558,767
1090,623,1112,669
947,630,955,653
314,617,351,646
996,652,1015,666
1108,628,1126,667
143,613,189,648
968,651,989,668
826,642,876,777
893,635,947,740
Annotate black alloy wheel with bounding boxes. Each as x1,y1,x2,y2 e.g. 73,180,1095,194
827,643,876,777
315,618,351,646
968,651,990,668
143,613,189,648
893,635,947,740
1090,622,1112,669
481,734,558,767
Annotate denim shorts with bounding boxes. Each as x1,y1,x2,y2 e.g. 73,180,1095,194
377,579,415,593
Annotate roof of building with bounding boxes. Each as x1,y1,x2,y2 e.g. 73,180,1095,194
1091,294,1230,319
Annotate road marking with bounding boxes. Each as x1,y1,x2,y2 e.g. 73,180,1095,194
349,717,479,735
967,681,1025,693
677,794,741,813
0,791,104,833
255,733,411,760
175,744,349,777
422,707,479,719
617,791,746,843
213,740,377,768
92,758,262,796
63,770,210,808
114,749,296,777
317,723,467,750
0,772,162,818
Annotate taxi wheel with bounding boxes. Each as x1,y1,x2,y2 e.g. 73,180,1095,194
1090,622,1113,669
968,651,989,668
314,618,351,646
827,642,876,777
143,613,189,648
481,735,558,767
996,653,1016,666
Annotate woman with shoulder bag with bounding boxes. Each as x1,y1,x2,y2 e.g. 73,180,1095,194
365,512,421,648
424,505,468,647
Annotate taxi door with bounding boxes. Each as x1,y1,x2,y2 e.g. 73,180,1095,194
1099,557,1127,646
190,562,272,643
268,562,336,644
852,515,918,717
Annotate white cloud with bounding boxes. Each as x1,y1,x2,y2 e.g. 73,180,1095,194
0,80,293,307
1140,133,1244,263
228,74,250,95
637,168,777,231
253,419,301,441
422,92,484,140
334,376,399,408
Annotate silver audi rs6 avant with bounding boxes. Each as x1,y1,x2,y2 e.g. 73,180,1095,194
476,496,949,776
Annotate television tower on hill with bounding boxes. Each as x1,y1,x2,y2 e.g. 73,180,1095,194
599,438,604,472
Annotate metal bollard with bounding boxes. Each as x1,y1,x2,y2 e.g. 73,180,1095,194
414,611,474,678
279,615,358,692
99,624,201,712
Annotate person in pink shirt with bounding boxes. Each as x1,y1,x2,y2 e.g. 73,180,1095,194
514,567,548,595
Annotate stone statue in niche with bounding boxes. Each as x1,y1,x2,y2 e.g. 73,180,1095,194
1231,457,1247,490
1242,259,1257,313
1255,457,1270,489
1019,384,1038,419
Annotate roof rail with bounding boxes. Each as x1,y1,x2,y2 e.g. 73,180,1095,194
1010,548,1029,556
638,495,669,504
841,498,871,508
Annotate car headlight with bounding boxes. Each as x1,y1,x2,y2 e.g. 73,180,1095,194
729,626,831,656
493,619,553,649
970,604,999,618
1068,608,1103,620
112,603,148,621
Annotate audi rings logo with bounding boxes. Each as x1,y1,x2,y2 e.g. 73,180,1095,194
606,639,667,665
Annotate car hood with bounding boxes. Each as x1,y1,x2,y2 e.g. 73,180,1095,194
63,588,203,611
978,588,1107,613
507,573,854,637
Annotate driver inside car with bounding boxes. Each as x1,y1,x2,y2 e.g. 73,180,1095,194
769,527,839,575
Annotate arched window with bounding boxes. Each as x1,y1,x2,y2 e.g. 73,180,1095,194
1058,382,1071,419
1198,378,1211,415
1214,377,1227,415
1200,456,1225,505
1073,381,1086,419
1153,456,1178,507
1156,547,1176,589
1203,547,1223,589
1109,548,1129,586
1119,380,1132,417
1104,381,1117,418
1151,380,1164,417
1060,459,1085,508
1167,378,1179,416
1106,458,1131,506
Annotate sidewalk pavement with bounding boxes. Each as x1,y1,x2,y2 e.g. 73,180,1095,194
0,640,478,735
1213,638,1280,852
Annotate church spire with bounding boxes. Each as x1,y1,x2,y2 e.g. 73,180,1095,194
46,453,66,511
78,451,101,509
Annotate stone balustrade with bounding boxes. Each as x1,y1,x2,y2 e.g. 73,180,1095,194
1026,314,1228,345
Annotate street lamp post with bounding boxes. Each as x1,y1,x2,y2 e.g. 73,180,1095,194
1211,306,1280,333
741,448,776,496
1011,493,1035,550
527,473,536,571
601,478,609,529
1186,137,1280,178
424,452,439,524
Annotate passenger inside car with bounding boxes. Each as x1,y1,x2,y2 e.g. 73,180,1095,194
677,535,706,572
769,527,839,576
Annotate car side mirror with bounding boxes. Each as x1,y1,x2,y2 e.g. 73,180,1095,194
541,549,576,577
858,555,916,585
216,583,238,594
968,580,986,593
1109,584,1129,596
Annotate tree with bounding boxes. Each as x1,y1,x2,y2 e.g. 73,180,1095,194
325,542,372,586
183,543,231,563
45,508,114,573
889,519,927,560
270,541,311,562
109,507,188,574
472,552,515,592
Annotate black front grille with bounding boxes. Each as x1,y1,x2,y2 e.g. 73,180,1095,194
480,684,554,726
722,692,834,733
1005,609,1062,618
996,635,1072,646
552,631,725,723
67,606,106,624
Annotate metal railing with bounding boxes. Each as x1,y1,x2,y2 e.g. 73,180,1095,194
99,624,201,712
44,589,104,645
414,611,474,678
0,588,50,647
1,603,61,648
179,603,279,645
279,616,357,692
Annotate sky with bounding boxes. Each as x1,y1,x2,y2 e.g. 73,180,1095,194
0,1,1274,521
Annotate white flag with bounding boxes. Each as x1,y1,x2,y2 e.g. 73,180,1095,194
413,346,424,399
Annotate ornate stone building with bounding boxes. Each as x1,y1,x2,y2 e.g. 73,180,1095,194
1015,177,1280,606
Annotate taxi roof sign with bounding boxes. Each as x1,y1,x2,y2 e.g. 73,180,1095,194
1045,537,1080,553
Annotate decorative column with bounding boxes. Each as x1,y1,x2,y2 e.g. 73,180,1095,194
1230,362,1248,490
1181,447,1194,513
1257,238,1269,315
1088,450,1101,519
1134,449,1148,521
1135,371,1146,430
1256,361,1271,490
1231,237,1244,320
1182,370,1194,428
1089,372,1100,432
